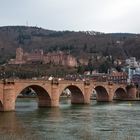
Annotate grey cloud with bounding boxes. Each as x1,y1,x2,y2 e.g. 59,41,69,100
0,0,140,33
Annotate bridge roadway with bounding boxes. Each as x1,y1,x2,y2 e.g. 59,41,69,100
0,79,137,111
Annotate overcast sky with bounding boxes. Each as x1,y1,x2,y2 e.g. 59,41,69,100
0,0,140,33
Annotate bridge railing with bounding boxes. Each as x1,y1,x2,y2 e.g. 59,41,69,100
0,79,15,85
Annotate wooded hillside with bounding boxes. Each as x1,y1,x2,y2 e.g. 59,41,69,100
0,26,139,65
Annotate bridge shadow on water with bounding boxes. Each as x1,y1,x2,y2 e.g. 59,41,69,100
0,111,45,140
1,97,139,140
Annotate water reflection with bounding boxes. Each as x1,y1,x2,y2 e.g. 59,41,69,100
0,112,23,134
0,98,140,140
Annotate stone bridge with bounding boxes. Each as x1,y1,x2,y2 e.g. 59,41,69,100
0,79,137,111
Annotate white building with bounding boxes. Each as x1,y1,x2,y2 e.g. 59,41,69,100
125,57,139,68
124,57,140,83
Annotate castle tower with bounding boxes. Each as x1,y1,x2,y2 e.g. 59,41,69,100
16,47,24,61
66,55,77,67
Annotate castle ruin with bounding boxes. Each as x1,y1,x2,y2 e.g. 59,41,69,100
8,47,77,67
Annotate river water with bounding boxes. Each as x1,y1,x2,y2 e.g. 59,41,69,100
0,98,140,140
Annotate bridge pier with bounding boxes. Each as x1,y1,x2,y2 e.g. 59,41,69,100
51,84,59,107
96,95,113,102
125,85,137,100
96,98,112,102
38,97,52,107
2,83,15,111
83,85,91,104
71,95,84,104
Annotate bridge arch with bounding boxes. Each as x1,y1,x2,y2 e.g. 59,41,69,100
114,88,127,100
94,86,109,101
15,85,51,107
0,100,3,111
60,85,84,104
90,89,97,100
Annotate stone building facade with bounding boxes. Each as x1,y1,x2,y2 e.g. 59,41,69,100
8,47,77,67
